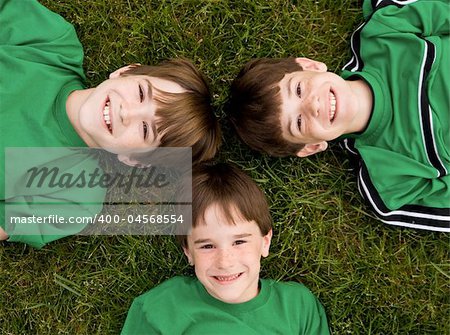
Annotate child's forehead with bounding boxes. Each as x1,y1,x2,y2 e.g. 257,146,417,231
124,74,185,95
190,217,260,239
194,203,259,231
203,202,243,221
146,76,185,94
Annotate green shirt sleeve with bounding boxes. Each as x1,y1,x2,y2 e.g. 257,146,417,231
121,296,160,335
303,292,330,335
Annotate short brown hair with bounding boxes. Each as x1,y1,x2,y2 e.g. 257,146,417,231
123,59,221,163
228,58,304,157
177,162,272,248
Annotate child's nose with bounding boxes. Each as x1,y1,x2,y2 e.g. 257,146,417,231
216,248,235,269
120,103,145,125
304,95,320,118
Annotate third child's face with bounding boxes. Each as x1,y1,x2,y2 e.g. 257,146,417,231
278,69,360,145
78,75,184,155
184,204,272,304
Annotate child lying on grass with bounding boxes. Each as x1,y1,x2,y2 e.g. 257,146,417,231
228,0,449,232
0,0,220,247
121,163,330,334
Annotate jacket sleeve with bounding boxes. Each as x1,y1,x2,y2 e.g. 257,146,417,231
362,0,450,37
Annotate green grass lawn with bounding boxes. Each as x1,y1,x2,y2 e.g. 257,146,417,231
1,0,449,334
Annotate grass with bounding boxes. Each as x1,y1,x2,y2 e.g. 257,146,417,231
1,0,449,334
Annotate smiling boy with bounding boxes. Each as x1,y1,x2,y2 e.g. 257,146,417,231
0,0,220,246
69,67,187,157
229,0,449,231
121,163,330,334
66,61,220,165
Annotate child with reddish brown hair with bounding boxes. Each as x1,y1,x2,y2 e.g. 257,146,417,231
0,0,221,246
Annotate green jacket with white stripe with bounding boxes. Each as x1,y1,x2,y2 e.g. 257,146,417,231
340,0,449,231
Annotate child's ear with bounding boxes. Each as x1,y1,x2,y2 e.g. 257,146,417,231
296,142,328,157
109,63,141,79
261,229,273,258
117,154,150,167
183,247,194,266
295,57,327,72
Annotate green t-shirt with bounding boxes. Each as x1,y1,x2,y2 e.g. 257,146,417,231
121,276,330,335
0,0,106,247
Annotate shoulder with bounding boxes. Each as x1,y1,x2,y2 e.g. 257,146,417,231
264,279,319,303
134,276,195,303
127,277,192,319
362,0,447,26
1,0,79,49
2,0,74,32
124,276,202,332
263,280,330,333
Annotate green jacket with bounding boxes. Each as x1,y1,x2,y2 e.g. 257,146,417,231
341,0,450,231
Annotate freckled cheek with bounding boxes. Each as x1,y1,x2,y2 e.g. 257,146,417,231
194,254,214,270
120,129,141,145
195,265,215,280
306,121,324,136
239,249,260,264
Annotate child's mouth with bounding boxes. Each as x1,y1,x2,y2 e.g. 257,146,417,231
213,273,243,283
329,91,336,122
103,98,113,134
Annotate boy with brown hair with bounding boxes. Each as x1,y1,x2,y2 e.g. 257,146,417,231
121,163,330,334
0,0,220,246
72,59,220,166
228,0,449,232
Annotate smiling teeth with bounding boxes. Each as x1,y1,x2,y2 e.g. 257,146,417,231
215,274,240,281
329,92,336,121
103,102,111,124
103,100,112,133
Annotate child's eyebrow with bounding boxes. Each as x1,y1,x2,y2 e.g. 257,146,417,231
143,79,158,141
233,233,252,238
193,238,212,244
287,77,293,98
144,78,153,100
287,119,295,137
193,233,252,244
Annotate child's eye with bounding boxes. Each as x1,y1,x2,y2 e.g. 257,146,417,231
234,240,247,246
296,83,302,98
143,121,148,139
200,244,214,249
297,115,302,131
139,85,144,102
